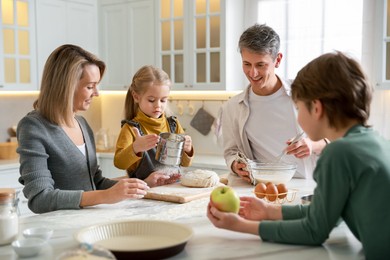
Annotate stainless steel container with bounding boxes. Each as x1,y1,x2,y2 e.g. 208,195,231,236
155,133,185,166
301,194,313,205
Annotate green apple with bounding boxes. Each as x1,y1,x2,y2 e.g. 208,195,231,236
210,186,240,213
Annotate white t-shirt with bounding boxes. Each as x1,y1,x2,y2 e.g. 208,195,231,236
76,143,86,156
246,86,306,177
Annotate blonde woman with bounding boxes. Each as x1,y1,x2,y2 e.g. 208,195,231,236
114,65,194,187
17,44,149,214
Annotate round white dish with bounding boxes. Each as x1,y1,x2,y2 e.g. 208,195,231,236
74,220,193,259
23,227,53,241
12,238,46,257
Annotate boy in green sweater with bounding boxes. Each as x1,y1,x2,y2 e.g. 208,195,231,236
207,51,390,259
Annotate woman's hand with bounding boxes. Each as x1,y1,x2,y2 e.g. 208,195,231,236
144,172,181,187
132,127,159,154
80,179,149,207
232,161,252,183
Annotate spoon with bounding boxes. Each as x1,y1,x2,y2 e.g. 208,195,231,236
275,132,305,162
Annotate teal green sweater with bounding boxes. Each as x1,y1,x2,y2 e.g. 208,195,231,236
259,125,390,259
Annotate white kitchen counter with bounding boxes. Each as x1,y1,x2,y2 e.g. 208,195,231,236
0,178,364,259
97,152,229,178
0,159,19,171
0,153,227,170
98,152,227,170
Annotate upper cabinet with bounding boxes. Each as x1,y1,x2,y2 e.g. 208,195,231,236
35,0,98,87
0,0,37,91
98,0,156,90
157,0,244,90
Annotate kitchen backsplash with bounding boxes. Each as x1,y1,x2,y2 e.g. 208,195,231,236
99,93,229,156
1,90,390,155
0,93,101,144
0,92,231,157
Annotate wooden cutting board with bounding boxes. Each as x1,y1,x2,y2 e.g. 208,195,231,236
144,182,224,203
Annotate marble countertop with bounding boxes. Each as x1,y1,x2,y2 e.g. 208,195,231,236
0,177,364,260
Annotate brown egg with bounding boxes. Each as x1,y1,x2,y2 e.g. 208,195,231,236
277,183,288,199
254,182,267,198
266,183,278,201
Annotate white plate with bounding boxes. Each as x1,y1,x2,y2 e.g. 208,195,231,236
74,220,193,259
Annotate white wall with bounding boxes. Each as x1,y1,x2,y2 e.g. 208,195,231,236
362,0,390,140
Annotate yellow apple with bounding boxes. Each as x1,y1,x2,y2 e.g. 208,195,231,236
210,186,240,213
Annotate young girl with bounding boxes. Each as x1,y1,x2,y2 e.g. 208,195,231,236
114,65,194,187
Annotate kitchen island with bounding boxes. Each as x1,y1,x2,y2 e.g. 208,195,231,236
0,177,364,259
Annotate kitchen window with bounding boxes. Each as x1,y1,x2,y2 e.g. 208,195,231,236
375,0,390,89
0,0,37,90
244,0,363,80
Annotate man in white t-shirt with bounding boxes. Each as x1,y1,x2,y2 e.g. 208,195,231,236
222,24,328,183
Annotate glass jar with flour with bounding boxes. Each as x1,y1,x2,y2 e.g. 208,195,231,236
0,188,19,245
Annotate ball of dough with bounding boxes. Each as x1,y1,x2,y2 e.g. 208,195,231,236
180,169,220,188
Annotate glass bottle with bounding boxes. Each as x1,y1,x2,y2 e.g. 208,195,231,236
0,188,18,245
95,128,111,152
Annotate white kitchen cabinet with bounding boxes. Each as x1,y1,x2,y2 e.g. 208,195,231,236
0,162,33,216
157,0,244,91
97,153,127,179
98,0,156,90
0,163,21,189
0,0,37,91
35,0,98,86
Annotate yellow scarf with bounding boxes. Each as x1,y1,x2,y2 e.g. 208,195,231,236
133,109,171,135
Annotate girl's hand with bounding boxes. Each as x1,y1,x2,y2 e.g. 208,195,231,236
132,127,159,154
183,135,193,155
144,172,181,187
104,178,149,203
164,173,181,185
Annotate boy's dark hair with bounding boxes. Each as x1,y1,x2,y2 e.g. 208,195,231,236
291,51,372,129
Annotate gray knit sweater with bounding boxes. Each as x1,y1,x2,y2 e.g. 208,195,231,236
17,110,117,213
